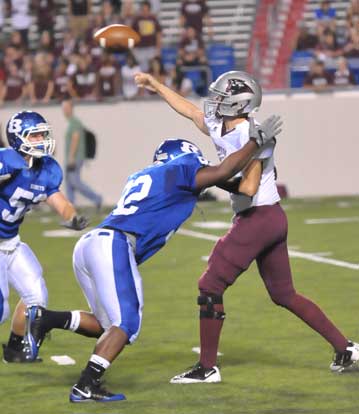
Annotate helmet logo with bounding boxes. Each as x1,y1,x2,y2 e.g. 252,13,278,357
180,141,201,154
226,79,251,95
8,118,22,134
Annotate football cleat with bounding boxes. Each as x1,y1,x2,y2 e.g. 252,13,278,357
330,341,359,373
170,362,221,384
2,344,42,363
69,379,126,403
23,306,49,361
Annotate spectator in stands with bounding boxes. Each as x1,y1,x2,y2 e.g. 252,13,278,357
119,0,135,26
315,27,342,60
347,0,359,23
32,0,55,33
110,0,122,15
68,54,97,100
343,31,359,57
96,52,120,99
103,0,119,26
180,0,213,39
9,30,26,51
333,56,356,86
176,25,209,95
121,51,141,99
0,62,25,105
58,32,77,58
148,56,167,85
38,30,55,54
28,58,54,104
54,57,71,101
303,59,333,91
8,0,32,49
295,23,318,51
315,0,336,33
68,0,91,40
3,45,23,70
132,1,162,71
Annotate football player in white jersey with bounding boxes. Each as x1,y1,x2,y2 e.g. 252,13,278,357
0,110,89,363
134,70,359,380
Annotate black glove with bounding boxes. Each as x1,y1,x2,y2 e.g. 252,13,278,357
62,215,89,231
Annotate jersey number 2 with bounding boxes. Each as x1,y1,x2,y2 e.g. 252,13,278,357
113,175,152,216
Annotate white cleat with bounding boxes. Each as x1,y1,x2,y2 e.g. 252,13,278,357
330,341,359,373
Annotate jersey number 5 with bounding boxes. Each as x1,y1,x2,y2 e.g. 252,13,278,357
2,187,47,223
113,175,152,216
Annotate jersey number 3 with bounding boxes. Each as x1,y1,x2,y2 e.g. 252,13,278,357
113,175,152,216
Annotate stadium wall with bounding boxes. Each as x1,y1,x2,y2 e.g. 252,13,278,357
0,90,358,204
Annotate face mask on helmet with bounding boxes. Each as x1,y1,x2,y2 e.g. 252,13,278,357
153,138,203,164
6,111,55,158
204,71,262,119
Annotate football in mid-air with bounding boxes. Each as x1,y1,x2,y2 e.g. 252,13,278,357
93,24,141,51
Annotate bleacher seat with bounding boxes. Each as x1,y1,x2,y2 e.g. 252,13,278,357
161,46,178,71
206,43,236,80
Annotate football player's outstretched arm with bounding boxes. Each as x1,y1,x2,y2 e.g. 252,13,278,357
195,140,258,189
216,160,262,196
47,192,89,230
134,72,209,135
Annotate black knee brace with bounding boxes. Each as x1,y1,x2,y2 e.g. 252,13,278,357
197,295,226,320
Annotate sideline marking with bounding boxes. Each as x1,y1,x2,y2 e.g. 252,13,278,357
305,217,359,224
177,229,359,270
51,355,76,365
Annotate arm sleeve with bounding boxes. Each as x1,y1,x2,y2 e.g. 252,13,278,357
45,158,63,196
0,149,27,175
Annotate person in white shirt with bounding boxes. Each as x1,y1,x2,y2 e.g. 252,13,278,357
134,70,359,381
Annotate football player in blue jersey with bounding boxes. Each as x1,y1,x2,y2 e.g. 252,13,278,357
24,114,282,402
0,110,89,363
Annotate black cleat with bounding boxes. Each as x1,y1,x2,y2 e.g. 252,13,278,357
2,344,42,363
70,379,126,403
170,362,221,383
23,306,50,361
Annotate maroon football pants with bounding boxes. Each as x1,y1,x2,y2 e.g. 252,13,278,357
198,203,348,368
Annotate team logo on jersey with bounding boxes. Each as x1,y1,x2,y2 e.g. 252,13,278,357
30,184,45,191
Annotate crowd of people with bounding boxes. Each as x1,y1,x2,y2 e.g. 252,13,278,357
0,0,214,105
294,0,359,90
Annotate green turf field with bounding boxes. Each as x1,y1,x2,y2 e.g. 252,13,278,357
0,196,358,414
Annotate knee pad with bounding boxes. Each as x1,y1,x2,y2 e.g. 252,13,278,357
197,295,226,320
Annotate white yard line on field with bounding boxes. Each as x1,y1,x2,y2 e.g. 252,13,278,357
305,217,359,224
177,229,359,270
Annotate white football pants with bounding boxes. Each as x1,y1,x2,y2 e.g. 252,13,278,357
0,242,47,324
73,228,143,343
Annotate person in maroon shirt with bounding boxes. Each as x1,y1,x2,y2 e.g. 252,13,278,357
0,62,25,105
333,56,356,86
32,0,56,33
68,55,97,100
303,59,333,90
132,1,162,71
180,0,213,38
28,62,54,104
54,57,71,101
96,53,120,99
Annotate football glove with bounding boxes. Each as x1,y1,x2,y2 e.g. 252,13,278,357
249,115,282,147
62,215,89,231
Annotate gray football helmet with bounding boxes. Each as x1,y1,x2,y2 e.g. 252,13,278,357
204,71,262,119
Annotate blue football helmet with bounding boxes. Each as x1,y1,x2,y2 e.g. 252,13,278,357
6,111,55,158
153,138,203,164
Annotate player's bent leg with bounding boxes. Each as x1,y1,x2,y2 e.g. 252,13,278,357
70,230,141,402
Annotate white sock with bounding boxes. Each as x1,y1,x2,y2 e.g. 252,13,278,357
69,310,81,331
90,354,111,370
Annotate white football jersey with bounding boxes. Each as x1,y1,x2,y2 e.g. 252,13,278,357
204,116,280,213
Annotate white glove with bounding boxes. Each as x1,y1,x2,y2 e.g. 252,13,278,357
249,115,282,147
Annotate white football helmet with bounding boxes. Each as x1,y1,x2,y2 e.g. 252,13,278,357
204,71,262,119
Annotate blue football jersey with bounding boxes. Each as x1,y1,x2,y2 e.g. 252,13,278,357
100,153,208,263
0,148,63,239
